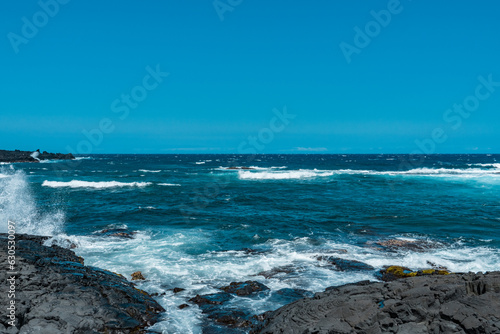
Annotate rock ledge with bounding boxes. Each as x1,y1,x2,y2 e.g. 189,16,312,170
0,234,165,334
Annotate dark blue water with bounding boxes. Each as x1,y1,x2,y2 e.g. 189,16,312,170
1,154,499,333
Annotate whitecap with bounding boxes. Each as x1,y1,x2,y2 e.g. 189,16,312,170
158,183,181,186
42,180,152,189
238,169,334,180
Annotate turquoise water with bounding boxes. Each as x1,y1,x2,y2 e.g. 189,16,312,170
1,154,500,333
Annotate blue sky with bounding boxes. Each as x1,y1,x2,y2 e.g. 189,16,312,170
1,0,500,153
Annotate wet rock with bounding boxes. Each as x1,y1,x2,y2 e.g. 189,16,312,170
96,228,137,239
189,292,232,307
376,265,450,282
131,271,146,280
375,238,439,252
173,287,185,293
0,233,164,333
253,271,500,334
189,282,270,330
256,265,296,279
267,288,314,305
178,304,189,309
426,260,449,271
220,281,270,296
317,256,374,271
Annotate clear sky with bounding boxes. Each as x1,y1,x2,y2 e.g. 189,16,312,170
1,0,500,154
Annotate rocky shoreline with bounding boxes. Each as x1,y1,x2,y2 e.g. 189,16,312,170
0,149,75,163
253,272,500,334
1,234,499,333
0,234,164,333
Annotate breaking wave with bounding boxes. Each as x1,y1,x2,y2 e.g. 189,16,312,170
42,180,152,189
0,169,64,235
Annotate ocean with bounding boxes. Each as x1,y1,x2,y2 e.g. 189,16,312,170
1,154,500,333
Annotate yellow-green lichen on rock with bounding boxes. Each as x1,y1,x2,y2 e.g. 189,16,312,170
378,266,450,282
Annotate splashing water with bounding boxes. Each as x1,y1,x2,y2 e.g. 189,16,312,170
0,168,64,235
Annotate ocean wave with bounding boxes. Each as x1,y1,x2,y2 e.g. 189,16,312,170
74,157,92,160
138,169,161,173
0,170,64,235
42,180,152,189
393,167,500,175
469,163,500,168
158,183,181,186
216,166,287,171
234,166,500,181
238,169,335,180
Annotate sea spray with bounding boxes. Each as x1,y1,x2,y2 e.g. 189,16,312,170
0,168,64,235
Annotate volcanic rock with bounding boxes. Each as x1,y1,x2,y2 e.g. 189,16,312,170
0,233,164,334
252,271,500,334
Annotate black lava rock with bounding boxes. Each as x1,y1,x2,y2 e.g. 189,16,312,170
0,234,164,333
0,149,75,163
252,271,500,334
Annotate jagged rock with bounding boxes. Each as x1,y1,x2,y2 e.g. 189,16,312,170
188,281,270,330
252,272,500,334
96,228,137,239
173,287,185,293
131,271,146,281
375,238,439,252
256,265,296,279
220,281,270,296
317,256,374,271
375,265,450,282
0,234,164,333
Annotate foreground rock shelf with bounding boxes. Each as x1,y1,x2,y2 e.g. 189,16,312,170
252,271,500,334
0,234,164,334
2,233,500,333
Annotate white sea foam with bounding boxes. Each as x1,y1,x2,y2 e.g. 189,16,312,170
238,169,334,180
0,169,63,235
470,163,500,168
158,183,181,186
216,166,287,171
49,225,500,334
195,161,205,164
42,180,152,189
138,169,161,173
74,156,92,160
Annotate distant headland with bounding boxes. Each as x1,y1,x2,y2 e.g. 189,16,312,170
0,149,75,163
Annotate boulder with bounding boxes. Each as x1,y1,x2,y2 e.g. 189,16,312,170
131,271,146,281
220,281,270,296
